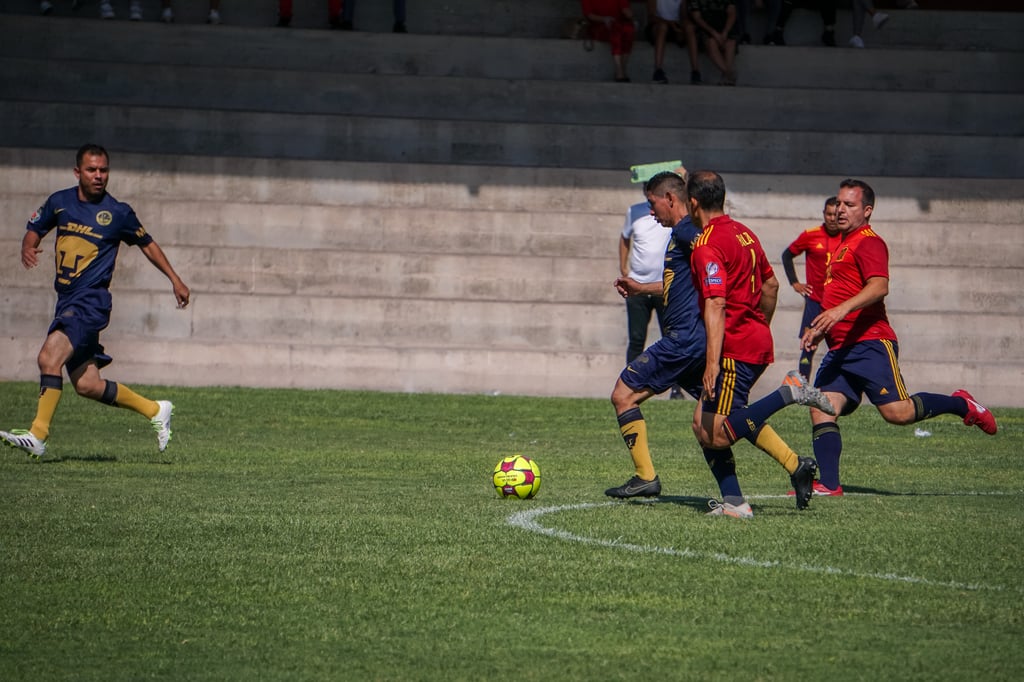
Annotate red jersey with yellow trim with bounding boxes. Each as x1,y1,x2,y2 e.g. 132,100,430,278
785,224,842,303
821,224,897,348
691,215,775,365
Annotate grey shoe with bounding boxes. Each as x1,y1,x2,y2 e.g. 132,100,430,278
782,370,836,415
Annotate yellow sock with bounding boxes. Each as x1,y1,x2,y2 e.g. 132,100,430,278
30,375,63,441
620,413,656,481
752,424,799,474
114,383,159,419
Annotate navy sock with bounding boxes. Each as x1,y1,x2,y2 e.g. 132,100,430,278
703,447,742,500
798,351,814,379
812,422,842,490
911,392,967,421
725,390,788,442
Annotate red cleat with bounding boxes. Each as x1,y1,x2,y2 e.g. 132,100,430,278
787,480,844,497
953,389,997,435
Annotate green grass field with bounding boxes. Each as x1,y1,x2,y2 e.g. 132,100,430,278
1,382,1021,681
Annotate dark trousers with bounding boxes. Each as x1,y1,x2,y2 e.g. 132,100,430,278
626,294,665,363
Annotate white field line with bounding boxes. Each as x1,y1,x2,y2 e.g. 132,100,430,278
507,499,1020,593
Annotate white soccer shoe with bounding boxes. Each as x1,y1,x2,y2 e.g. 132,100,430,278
706,500,754,519
151,401,174,452
0,429,47,458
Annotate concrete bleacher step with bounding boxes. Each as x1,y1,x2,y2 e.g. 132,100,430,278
5,56,1021,137
6,1,1024,50
3,14,1022,92
3,98,1021,178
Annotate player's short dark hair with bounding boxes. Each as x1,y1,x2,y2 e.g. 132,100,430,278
76,143,109,167
686,170,726,211
839,178,875,209
824,196,838,209
644,171,686,198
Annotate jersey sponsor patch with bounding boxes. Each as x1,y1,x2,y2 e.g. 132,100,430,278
704,261,722,285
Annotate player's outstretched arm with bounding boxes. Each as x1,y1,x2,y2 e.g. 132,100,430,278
21,230,43,269
140,240,190,309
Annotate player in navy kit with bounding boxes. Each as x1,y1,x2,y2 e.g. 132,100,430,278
1,144,190,459
607,170,705,498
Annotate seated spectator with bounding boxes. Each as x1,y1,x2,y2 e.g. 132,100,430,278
160,1,222,24
278,0,343,29
648,0,702,84
341,0,408,33
688,0,738,85
581,0,637,82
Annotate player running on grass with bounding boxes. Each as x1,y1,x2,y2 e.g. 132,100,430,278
1,144,190,459
797,178,997,497
608,170,833,517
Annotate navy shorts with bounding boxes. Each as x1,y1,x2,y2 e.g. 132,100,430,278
815,339,909,416
701,358,765,416
799,298,822,338
48,290,114,373
619,333,704,398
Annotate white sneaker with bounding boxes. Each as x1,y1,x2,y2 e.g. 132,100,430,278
100,2,115,19
207,9,221,24
161,7,174,23
40,1,54,15
0,429,47,459
706,499,754,519
130,1,142,21
849,35,865,48
873,12,889,29
151,401,174,452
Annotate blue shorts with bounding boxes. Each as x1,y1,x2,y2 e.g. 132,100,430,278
49,290,113,373
619,333,704,398
701,358,765,416
799,298,822,337
815,339,909,416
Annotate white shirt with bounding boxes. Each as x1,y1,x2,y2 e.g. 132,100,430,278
622,202,671,284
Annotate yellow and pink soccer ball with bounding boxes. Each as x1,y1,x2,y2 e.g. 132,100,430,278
492,455,541,499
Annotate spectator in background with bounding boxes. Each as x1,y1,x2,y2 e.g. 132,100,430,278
160,1,222,24
648,0,702,84
687,0,738,85
278,0,342,28
620,189,673,365
341,0,408,33
581,0,637,82
849,0,889,48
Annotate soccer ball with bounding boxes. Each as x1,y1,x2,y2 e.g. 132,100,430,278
492,455,541,499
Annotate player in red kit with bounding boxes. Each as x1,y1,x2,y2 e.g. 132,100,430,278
799,178,997,497
782,196,841,379
685,171,834,517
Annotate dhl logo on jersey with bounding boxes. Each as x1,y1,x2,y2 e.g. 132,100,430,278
59,221,102,239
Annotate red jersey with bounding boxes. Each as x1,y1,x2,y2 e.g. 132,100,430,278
580,0,629,15
821,224,897,348
785,224,842,303
691,215,775,365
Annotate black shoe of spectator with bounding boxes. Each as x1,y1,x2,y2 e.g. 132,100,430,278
653,68,668,84
393,21,407,33
821,29,836,47
690,70,702,85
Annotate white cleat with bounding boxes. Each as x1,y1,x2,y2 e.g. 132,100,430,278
0,429,47,459
782,370,836,416
706,499,754,519
151,401,174,452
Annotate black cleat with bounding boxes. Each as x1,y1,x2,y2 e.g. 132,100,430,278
790,457,817,510
605,475,661,499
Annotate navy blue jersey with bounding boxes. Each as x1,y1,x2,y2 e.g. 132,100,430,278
27,187,153,296
659,216,704,354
